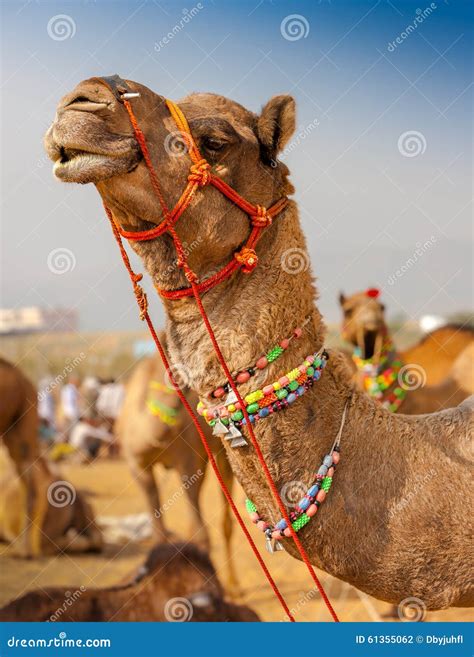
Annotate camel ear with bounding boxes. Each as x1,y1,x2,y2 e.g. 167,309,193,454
339,292,346,306
257,95,296,159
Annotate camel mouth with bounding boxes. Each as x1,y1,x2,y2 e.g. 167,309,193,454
51,144,141,183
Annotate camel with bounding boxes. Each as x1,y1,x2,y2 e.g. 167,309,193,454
0,358,49,557
116,348,237,589
338,290,474,414
45,77,473,610
0,542,258,621
0,448,102,555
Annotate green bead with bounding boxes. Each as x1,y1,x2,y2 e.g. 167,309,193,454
321,476,332,492
276,388,288,400
394,387,404,398
288,380,299,391
231,410,244,422
389,403,398,412
292,513,310,532
306,366,315,377
245,499,257,513
221,417,230,426
267,346,283,362
246,402,260,414
209,420,216,427
314,358,322,368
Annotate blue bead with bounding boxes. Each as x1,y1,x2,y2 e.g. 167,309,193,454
287,393,297,404
298,497,311,511
259,407,270,418
297,386,305,396
318,464,328,477
241,418,247,425
323,455,333,467
313,370,321,380
308,484,319,497
249,414,255,423
276,519,287,531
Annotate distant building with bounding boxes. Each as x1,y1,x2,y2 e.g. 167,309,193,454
0,306,78,335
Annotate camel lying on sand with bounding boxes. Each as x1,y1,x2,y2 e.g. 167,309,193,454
339,290,474,414
116,348,237,589
0,449,102,555
0,358,49,556
45,77,473,610
0,542,259,622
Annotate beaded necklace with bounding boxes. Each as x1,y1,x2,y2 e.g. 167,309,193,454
245,400,349,553
208,317,310,400
352,335,406,412
197,349,329,447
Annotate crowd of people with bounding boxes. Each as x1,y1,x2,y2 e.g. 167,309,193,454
37,375,125,462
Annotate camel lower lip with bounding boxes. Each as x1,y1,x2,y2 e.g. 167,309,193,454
53,152,111,178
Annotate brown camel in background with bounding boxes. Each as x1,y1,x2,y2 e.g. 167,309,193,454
0,448,102,555
45,77,473,610
339,290,474,414
0,542,258,622
116,347,237,590
0,358,48,556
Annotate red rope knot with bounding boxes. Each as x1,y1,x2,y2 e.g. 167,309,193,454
184,267,199,284
234,247,259,274
132,275,148,320
188,159,211,187
251,205,272,228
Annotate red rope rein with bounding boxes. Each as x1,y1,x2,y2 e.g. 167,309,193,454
104,95,340,622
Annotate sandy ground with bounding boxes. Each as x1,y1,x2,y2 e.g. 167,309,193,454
0,456,471,623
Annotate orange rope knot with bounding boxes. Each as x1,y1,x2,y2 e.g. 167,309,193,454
234,247,258,273
188,159,211,187
184,267,199,284
133,282,148,320
251,205,272,228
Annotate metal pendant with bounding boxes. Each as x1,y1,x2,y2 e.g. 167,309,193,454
212,419,229,436
224,389,238,405
225,422,248,448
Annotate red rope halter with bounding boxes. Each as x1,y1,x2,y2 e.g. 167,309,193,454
101,77,339,622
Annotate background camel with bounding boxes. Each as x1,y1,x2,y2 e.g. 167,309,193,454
0,448,102,555
0,358,49,557
116,347,237,589
45,77,473,610
339,290,474,414
0,542,258,622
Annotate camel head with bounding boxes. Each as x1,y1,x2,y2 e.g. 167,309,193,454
339,288,387,359
45,76,296,290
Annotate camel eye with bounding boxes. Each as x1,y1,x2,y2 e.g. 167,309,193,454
202,137,225,152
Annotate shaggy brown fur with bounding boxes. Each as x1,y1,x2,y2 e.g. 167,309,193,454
0,542,259,622
45,78,473,609
339,292,474,413
0,450,102,554
116,345,237,589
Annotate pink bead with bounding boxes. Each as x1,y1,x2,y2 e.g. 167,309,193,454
249,512,260,523
213,387,226,398
284,527,292,537
256,356,268,369
257,520,268,531
272,530,282,540
299,364,306,374
280,338,290,349
332,451,340,464
306,504,318,517
316,490,326,503
236,371,251,384
220,408,230,418
263,384,274,395
235,402,241,410
306,355,314,364
327,467,335,477
279,376,290,386
294,327,303,338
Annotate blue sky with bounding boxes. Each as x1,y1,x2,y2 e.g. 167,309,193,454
1,0,472,330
